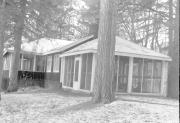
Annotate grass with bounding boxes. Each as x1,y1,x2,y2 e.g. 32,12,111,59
0,87,179,123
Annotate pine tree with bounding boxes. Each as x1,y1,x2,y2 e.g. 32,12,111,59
92,0,117,103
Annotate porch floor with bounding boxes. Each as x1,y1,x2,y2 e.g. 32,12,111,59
0,87,178,123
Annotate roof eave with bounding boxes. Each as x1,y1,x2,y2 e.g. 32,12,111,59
60,49,171,61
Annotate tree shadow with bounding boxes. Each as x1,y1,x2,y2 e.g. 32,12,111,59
54,100,102,115
12,87,92,98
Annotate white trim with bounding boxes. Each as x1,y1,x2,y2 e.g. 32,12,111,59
60,49,171,61
60,57,65,84
141,59,144,93
161,61,168,96
90,53,96,92
115,52,171,61
33,55,36,71
21,54,24,70
9,54,13,77
116,56,120,92
73,56,82,90
151,60,154,92
127,57,133,93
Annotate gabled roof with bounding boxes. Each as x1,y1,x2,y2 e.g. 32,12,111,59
44,35,94,55
61,37,171,61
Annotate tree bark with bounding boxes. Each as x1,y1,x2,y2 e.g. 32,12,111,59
92,0,117,103
0,0,6,100
7,0,26,92
168,0,179,98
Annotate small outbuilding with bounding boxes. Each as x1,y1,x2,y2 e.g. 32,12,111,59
59,37,171,96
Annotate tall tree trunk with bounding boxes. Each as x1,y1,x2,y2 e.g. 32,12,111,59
0,0,6,100
168,0,173,57
7,0,26,92
92,0,117,103
168,0,179,98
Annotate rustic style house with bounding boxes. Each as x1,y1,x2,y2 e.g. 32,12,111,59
58,37,171,96
3,36,173,97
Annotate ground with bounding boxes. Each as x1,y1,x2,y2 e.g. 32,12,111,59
0,87,179,123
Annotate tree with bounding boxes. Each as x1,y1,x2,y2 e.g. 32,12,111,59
0,0,6,100
92,0,117,103
168,0,179,98
7,0,26,92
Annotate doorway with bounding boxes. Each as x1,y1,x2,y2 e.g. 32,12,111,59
73,57,81,89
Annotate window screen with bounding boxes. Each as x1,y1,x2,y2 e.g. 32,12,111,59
53,54,59,72
74,60,79,81
46,56,52,72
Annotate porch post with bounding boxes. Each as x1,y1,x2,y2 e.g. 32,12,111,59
60,57,65,85
33,55,37,71
127,57,133,93
161,61,168,96
21,54,24,70
90,53,97,92
116,56,120,92
9,54,13,77
78,55,82,90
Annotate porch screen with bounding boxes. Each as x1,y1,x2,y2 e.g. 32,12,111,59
132,58,143,93
117,56,129,92
46,56,52,72
80,53,93,90
74,60,79,81
23,59,31,71
53,54,59,72
132,58,162,93
3,54,10,70
63,56,74,87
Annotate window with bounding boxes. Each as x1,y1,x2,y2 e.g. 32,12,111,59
74,60,79,81
3,55,10,70
46,56,52,72
132,58,143,93
80,53,93,90
152,61,162,93
53,54,59,72
132,59,162,94
23,59,31,71
64,56,74,87
142,60,153,93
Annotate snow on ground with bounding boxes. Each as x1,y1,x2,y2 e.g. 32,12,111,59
0,87,179,123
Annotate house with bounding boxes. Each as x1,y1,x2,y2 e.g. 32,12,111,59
2,38,73,88
58,37,171,96
2,36,173,97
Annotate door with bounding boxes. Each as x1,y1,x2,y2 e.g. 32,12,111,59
73,57,81,90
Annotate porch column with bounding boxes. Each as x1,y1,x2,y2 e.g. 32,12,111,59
33,55,37,71
161,61,168,96
60,57,65,85
21,54,24,70
9,54,13,77
90,53,97,92
127,57,133,93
